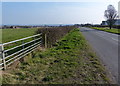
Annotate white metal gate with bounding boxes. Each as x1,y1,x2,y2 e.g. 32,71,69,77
0,33,42,70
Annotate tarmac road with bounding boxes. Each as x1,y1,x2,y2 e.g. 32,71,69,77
80,27,119,83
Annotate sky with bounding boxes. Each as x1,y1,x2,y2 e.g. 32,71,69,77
118,1,120,19
0,0,119,25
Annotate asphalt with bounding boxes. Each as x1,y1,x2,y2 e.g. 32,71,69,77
80,27,119,83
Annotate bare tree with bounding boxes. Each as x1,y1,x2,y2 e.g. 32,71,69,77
104,5,118,29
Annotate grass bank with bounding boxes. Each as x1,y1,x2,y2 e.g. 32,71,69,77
90,27,120,34
2,28,110,84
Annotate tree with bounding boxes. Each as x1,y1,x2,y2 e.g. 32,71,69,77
104,5,118,29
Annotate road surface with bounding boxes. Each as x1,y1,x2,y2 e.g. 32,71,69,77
80,27,118,83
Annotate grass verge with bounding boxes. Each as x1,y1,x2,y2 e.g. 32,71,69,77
2,28,110,84
90,27,120,34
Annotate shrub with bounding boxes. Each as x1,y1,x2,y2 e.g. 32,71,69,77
36,26,75,48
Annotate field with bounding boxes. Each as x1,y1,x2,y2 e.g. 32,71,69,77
0,29,2,43
2,28,110,84
1,28,38,43
90,27,120,34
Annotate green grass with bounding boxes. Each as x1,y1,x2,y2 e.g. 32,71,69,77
2,28,38,43
0,29,2,43
91,27,120,34
1,28,40,64
2,28,110,84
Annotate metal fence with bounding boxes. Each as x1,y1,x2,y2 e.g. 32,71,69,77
0,33,42,70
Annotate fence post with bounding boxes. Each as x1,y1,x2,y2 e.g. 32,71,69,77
40,33,42,46
1,44,6,70
45,34,47,48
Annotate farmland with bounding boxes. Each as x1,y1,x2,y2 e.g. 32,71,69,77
0,29,2,43
1,28,38,43
2,28,110,84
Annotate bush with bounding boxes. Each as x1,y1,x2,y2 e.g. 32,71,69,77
112,25,120,29
36,26,75,48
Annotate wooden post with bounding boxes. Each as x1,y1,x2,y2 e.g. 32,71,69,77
1,44,6,70
45,34,47,48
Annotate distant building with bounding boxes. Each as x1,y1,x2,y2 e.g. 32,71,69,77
115,19,120,25
101,19,120,25
101,21,108,25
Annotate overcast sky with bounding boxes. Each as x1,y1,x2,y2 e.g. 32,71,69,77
0,0,119,25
